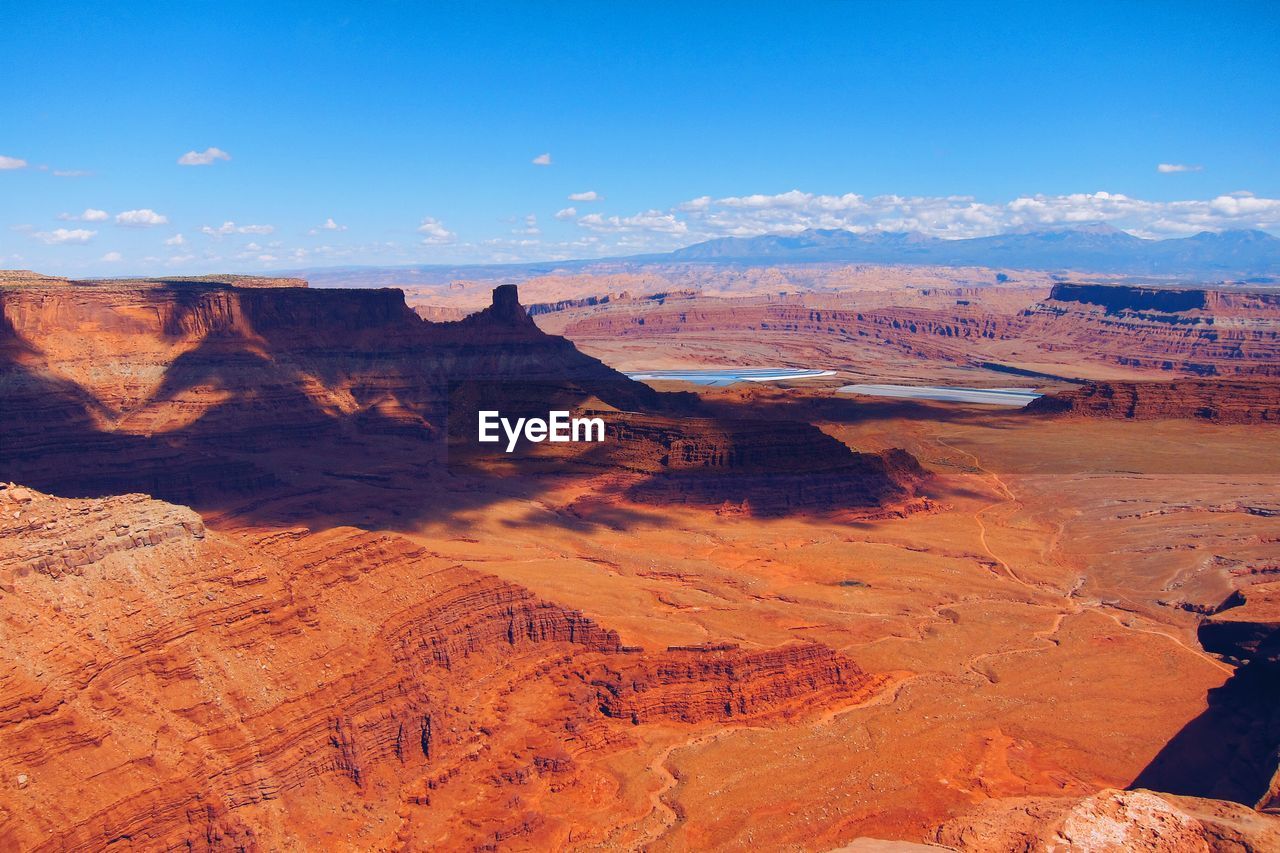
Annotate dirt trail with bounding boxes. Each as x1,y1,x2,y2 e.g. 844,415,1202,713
607,674,917,852
935,435,1040,592
935,434,1236,678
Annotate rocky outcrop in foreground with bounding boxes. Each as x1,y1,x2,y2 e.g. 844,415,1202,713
936,788,1280,852
1026,380,1280,423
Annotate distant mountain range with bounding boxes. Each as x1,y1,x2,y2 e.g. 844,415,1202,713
292,225,1280,288
657,225,1280,277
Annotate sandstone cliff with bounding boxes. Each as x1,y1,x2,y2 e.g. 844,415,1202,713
1019,283,1280,377
556,295,1017,366
0,278,924,518
588,643,875,724
544,281,1280,379
1026,380,1280,423
0,483,890,850
445,374,925,516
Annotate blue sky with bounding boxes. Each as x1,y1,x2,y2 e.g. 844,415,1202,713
2,1,1278,274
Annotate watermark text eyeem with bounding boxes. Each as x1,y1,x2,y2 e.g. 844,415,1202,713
477,410,606,453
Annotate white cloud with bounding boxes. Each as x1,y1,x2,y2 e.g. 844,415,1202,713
531,152,552,166
33,228,96,245
116,208,169,227
577,210,690,235
417,216,455,244
0,155,28,170
564,188,1280,250
99,251,123,262
1157,163,1203,173
1208,194,1276,216
200,221,275,237
310,217,347,234
568,190,600,202
178,147,231,166
308,217,347,235
164,233,186,246
52,169,91,177
58,208,110,222
554,207,577,220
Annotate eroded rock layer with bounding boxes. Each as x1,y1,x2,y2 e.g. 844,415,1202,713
1019,284,1280,377
543,281,1280,378
0,483,888,850
589,643,874,724
0,280,921,516
1026,379,1280,423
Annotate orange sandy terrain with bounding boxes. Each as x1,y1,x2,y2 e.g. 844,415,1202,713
433,400,1280,849
1,270,1279,850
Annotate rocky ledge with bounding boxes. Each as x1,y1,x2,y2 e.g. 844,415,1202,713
1026,380,1280,423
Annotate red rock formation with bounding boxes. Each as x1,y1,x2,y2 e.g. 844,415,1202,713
1045,282,1279,316
0,280,642,500
525,289,700,317
588,643,887,724
0,276,925,517
935,788,1280,852
597,411,927,514
0,483,889,850
1200,581,1280,668
446,380,927,516
545,281,1280,378
410,303,469,322
1026,380,1280,423
557,295,1016,365
0,483,205,582
1019,283,1280,377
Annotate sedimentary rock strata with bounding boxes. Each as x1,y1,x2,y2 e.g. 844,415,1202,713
4,267,1278,850
0,484,887,849
1026,379,1280,423
589,643,887,724
0,483,204,581
0,277,923,516
554,294,1020,366
1019,284,1280,377
538,280,1280,379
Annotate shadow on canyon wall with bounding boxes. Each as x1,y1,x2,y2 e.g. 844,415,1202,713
1131,662,1279,807
1131,593,1280,809
0,286,924,532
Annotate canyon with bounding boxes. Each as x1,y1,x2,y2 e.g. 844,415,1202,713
0,277,920,518
530,278,1280,383
1,269,1279,850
